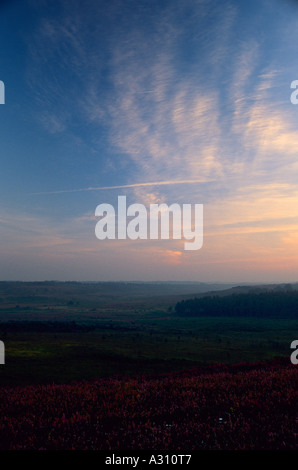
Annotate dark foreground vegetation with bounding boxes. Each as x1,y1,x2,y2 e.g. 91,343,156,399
0,281,297,450
0,359,296,450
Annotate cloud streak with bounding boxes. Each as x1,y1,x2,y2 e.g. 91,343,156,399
31,179,215,195
3,0,298,281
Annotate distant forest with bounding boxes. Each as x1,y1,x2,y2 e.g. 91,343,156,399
174,291,298,319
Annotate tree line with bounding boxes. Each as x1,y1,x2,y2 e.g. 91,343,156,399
174,291,298,319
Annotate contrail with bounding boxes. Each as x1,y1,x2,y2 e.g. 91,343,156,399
135,90,155,93
32,179,212,195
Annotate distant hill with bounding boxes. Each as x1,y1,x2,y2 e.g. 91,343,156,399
190,282,298,298
0,280,238,303
174,284,298,319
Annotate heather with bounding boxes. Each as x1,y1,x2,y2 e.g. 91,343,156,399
0,360,296,450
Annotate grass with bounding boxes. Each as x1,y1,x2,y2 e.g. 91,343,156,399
0,314,296,386
0,281,296,386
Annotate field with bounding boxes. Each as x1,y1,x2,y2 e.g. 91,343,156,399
0,281,297,450
0,281,297,386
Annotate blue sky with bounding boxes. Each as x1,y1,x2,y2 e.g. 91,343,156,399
1,0,298,282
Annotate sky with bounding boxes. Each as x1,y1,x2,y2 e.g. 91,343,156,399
1,0,298,282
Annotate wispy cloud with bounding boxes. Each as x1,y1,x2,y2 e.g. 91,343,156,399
31,178,215,195
7,0,298,281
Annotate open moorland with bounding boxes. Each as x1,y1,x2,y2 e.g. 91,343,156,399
0,281,297,450
0,281,297,385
